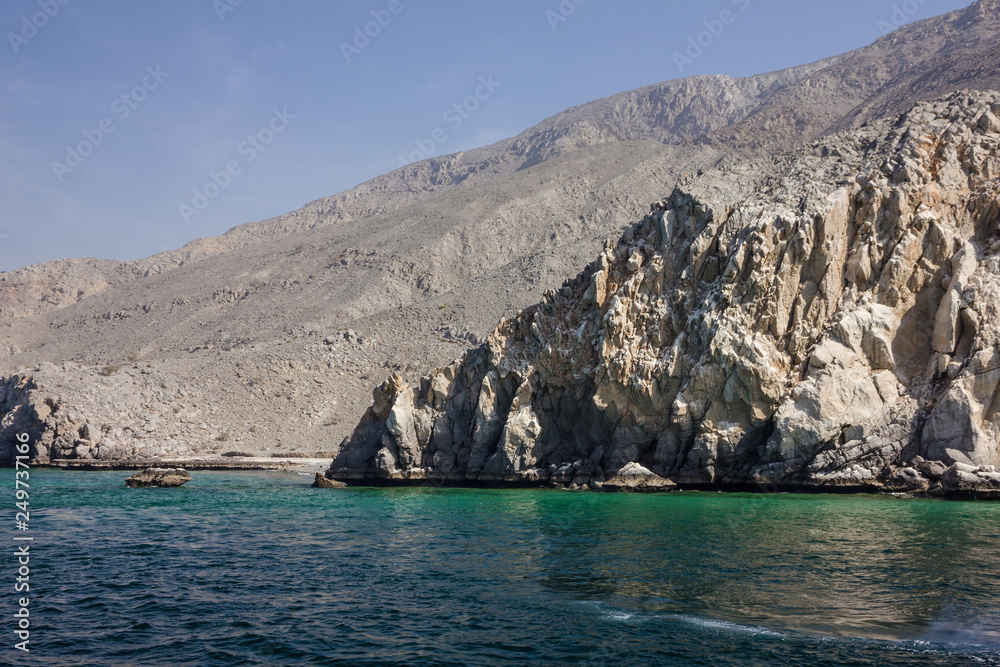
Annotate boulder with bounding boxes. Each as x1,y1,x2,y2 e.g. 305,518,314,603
124,467,192,488
942,462,985,489
602,462,677,492
311,472,346,488
889,466,930,492
943,448,975,466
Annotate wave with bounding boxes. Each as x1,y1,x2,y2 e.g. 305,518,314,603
671,613,787,638
579,600,1000,663
576,601,784,637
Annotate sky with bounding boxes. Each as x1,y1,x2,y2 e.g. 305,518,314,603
0,0,975,272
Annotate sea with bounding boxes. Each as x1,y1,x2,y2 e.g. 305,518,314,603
5,468,1000,666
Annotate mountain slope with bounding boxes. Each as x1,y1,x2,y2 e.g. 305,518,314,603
4,1,1000,320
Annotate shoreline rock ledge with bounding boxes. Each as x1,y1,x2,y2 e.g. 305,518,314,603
124,467,192,488
326,91,1000,497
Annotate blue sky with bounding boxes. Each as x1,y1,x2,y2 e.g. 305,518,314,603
0,0,973,271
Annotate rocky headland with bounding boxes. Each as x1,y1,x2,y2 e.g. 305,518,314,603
326,91,1000,498
2,3,1000,491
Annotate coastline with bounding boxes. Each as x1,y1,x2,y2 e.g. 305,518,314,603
29,456,332,474
325,470,1000,500
7,458,997,500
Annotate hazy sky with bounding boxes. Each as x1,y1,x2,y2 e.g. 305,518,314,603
0,0,973,272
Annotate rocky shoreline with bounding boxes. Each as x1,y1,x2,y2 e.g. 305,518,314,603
14,450,1000,501
13,457,999,499
324,462,1000,500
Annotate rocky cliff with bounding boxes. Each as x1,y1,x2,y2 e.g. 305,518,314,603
327,91,1000,496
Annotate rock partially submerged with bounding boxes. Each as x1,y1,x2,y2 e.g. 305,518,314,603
311,472,346,488
601,463,677,492
125,467,192,488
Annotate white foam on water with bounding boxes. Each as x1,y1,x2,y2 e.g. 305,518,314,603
918,615,1000,649
903,607,1000,660
670,614,786,638
573,600,1000,662
574,601,784,637
574,601,644,623
606,610,636,621
805,629,1000,664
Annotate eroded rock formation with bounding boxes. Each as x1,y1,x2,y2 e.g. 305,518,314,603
327,91,1000,496
124,467,192,488
311,472,346,488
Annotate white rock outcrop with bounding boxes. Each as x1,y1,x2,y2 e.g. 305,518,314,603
329,92,1000,496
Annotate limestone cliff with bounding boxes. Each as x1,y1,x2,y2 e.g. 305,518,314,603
327,91,1000,496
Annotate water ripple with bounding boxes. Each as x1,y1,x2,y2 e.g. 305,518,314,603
16,470,1000,666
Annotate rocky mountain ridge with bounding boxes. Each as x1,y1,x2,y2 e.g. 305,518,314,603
3,1,999,320
327,91,1000,496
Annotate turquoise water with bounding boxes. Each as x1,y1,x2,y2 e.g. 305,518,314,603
5,469,1000,665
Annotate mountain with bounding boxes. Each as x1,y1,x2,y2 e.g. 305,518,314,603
5,1,1000,321
328,90,1000,496
2,1,1000,465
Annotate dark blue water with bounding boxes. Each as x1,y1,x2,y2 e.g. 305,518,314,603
4,469,1000,665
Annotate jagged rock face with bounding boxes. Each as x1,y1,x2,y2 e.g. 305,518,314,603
0,366,222,465
329,91,1000,495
